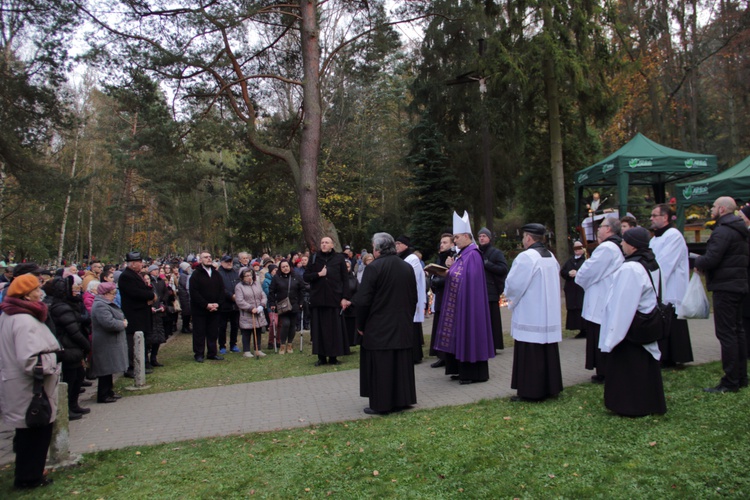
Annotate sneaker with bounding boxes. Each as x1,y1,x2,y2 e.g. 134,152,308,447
230,346,240,353
255,351,267,358
219,348,227,355
243,352,255,358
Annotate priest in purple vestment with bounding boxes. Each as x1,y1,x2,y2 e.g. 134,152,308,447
434,211,495,384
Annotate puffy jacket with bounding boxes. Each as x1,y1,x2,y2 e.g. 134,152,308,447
48,287,91,368
696,214,749,293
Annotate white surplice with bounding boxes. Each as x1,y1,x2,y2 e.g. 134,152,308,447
505,248,562,344
404,253,426,323
649,227,689,307
575,240,624,324
598,261,661,360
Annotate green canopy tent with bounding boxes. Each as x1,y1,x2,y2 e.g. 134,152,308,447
573,133,717,226
675,154,750,229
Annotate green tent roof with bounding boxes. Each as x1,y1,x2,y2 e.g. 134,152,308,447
676,155,750,206
574,133,717,188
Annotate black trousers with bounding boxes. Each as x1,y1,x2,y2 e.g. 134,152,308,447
218,310,240,349
278,312,297,344
62,364,84,410
97,374,114,402
13,423,53,487
192,312,220,359
712,291,748,389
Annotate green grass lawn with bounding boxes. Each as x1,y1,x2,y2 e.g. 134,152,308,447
3,362,748,498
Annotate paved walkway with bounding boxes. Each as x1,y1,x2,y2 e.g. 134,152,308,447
0,313,721,466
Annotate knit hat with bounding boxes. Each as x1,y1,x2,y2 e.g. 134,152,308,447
7,274,40,298
395,235,411,247
97,282,117,295
478,227,492,239
268,264,278,272
179,262,190,272
147,264,159,273
622,226,651,249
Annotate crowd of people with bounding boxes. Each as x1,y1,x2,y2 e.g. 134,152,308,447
0,196,748,489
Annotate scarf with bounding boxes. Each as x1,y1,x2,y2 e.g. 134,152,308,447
0,296,48,323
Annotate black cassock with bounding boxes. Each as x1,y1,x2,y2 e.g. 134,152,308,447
560,255,586,331
356,253,418,413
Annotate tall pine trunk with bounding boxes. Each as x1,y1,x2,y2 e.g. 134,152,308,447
298,0,324,251
542,2,569,262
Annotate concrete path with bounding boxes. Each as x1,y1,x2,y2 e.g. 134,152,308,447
0,313,721,466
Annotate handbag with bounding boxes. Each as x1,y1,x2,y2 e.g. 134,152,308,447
276,275,293,314
25,354,52,428
626,263,674,345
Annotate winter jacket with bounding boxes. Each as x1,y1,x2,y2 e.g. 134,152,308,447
0,302,62,428
695,214,750,294
478,243,509,301
90,295,128,377
235,281,268,330
268,271,304,315
47,278,91,368
217,266,241,312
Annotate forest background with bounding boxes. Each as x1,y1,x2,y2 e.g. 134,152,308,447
1,0,749,264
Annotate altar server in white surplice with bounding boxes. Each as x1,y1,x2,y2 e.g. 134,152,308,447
649,203,693,366
575,216,624,383
506,223,563,402
599,226,667,417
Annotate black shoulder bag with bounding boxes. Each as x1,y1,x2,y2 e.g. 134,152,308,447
625,264,674,345
25,354,53,428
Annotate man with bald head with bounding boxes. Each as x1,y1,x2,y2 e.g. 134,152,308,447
304,236,352,366
695,197,749,393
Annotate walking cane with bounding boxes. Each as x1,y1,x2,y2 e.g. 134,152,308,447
299,307,304,353
272,312,279,353
252,312,259,361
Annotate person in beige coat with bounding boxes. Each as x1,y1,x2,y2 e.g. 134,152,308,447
0,274,62,489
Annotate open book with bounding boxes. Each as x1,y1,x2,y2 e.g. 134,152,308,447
424,263,448,276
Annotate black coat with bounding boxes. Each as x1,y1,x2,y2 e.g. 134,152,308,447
429,250,451,313
696,214,750,294
303,250,351,308
478,243,509,301
48,297,91,367
189,266,226,316
119,267,156,335
268,271,304,314
560,255,586,309
355,253,417,350
178,272,191,315
217,266,241,312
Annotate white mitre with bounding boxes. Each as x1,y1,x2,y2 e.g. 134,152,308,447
452,211,472,235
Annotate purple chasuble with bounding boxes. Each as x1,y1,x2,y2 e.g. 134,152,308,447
434,243,495,362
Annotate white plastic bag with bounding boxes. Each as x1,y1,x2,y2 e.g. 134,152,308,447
677,273,710,319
